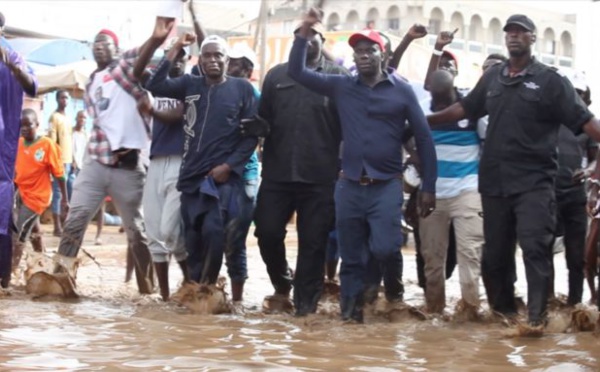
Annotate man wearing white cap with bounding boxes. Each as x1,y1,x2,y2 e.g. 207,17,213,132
145,33,259,285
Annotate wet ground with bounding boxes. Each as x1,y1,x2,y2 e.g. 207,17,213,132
1,224,599,371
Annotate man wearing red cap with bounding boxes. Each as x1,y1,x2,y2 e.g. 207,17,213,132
0,12,37,288
48,18,176,295
288,9,437,323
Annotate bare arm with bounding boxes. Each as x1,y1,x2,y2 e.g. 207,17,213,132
133,17,175,82
581,118,600,213
155,104,184,125
389,24,427,70
427,102,466,126
322,49,336,62
424,30,456,91
189,0,207,49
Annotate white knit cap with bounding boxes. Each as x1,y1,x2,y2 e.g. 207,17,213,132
200,35,229,55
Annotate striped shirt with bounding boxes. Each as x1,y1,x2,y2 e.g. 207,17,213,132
422,101,481,199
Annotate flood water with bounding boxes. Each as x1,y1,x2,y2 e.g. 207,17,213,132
1,225,599,371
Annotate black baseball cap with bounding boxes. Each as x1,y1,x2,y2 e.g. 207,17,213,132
503,14,536,32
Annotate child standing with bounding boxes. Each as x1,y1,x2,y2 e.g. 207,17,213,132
11,109,68,276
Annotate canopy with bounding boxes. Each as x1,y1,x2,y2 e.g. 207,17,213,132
35,60,97,98
4,38,92,66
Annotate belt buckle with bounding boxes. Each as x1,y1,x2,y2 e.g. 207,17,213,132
359,176,371,186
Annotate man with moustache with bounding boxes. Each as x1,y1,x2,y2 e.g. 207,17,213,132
50,18,176,294
288,9,437,323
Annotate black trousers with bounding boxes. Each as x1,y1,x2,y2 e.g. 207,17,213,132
481,188,555,323
254,180,334,315
551,186,587,305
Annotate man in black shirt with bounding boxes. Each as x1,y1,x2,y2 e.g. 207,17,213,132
255,22,349,316
427,14,600,331
551,74,596,306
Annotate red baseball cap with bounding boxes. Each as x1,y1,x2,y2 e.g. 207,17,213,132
348,29,385,52
98,29,119,48
442,50,458,70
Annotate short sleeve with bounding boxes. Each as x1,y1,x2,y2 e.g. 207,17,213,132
551,74,594,135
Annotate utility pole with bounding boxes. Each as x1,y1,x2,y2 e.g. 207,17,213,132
256,0,269,88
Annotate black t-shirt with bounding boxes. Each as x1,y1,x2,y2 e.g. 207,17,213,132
461,58,593,197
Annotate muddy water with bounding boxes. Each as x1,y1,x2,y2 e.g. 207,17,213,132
1,225,599,371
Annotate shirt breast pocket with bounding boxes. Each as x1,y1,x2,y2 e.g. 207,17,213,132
518,87,543,120
485,89,502,115
222,102,240,124
367,101,399,122
275,82,296,108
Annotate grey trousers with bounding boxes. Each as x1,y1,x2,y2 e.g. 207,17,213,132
57,156,154,294
142,155,187,263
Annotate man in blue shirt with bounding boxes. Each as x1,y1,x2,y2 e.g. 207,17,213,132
288,9,437,322
146,34,258,286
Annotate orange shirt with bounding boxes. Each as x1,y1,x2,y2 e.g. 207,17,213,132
15,137,65,215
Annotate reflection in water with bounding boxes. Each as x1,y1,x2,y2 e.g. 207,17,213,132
0,226,598,371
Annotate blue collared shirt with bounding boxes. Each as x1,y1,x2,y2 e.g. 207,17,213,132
288,36,436,193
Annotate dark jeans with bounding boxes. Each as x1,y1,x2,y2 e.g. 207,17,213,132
181,178,242,284
254,180,334,315
0,234,10,287
551,186,586,305
481,188,555,323
224,178,258,283
335,178,404,322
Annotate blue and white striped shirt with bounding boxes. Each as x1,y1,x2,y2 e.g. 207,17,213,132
422,101,481,199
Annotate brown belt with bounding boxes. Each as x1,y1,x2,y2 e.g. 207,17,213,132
339,172,388,186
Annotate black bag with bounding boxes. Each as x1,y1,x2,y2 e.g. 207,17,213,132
113,149,139,170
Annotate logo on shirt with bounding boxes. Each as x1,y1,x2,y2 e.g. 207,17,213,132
523,81,540,90
182,94,201,161
34,148,45,162
94,86,110,111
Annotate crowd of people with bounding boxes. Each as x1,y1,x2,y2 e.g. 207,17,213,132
1,5,600,336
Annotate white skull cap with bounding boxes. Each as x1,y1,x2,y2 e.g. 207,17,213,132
200,35,229,55
228,43,257,67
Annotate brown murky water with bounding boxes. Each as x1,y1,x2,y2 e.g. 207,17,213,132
1,225,599,371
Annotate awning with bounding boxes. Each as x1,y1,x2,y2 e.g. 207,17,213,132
4,38,93,67
35,60,97,98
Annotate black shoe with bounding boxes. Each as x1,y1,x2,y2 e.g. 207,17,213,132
364,285,379,305
341,295,364,323
385,292,403,303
